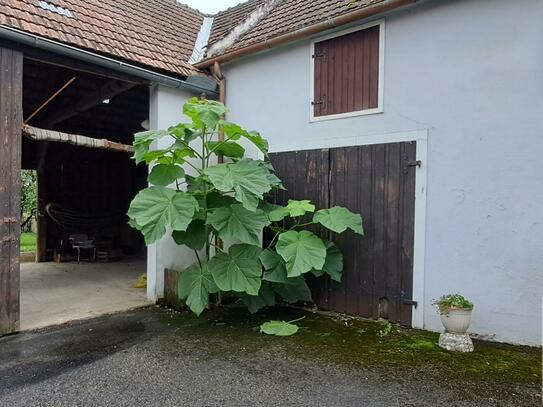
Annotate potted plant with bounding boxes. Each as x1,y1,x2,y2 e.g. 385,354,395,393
433,294,474,334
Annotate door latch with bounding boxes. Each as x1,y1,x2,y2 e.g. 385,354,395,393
403,160,421,175
400,291,418,308
312,99,326,108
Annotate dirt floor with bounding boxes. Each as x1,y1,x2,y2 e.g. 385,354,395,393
20,258,151,330
0,306,540,406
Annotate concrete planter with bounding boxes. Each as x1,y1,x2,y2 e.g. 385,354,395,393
439,308,472,334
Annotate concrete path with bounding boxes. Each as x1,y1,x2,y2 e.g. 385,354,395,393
0,307,540,407
20,259,151,330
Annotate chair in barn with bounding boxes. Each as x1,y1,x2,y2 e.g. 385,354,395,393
68,234,96,263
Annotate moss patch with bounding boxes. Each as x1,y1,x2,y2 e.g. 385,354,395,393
160,305,541,386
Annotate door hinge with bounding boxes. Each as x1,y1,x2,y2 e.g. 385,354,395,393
403,160,421,175
312,51,327,59
2,217,17,223
400,291,418,308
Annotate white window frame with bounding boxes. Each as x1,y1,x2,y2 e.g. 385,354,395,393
309,19,385,122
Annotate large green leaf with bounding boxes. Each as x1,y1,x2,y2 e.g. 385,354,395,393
220,121,248,141
239,282,275,314
133,130,170,164
207,204,270,245
287,200,315,217
260,320,299,336
268,206,290,222
168,123,199,143
183,98,228,130
148,164,185,186
259,250,288,283
275,231,327,277
170,144,197,164
311,241,343,282
267,200,315,222
185,174,212,194
313,206,364,235
172,219,207,250
204,159,272,211
272,277,312,304
177,265,218,316
206,141,245,158
208,244,263,295
127,187,199,244
255,160,284,189
245,131,269,155
206,192,237,210
221,122,268,155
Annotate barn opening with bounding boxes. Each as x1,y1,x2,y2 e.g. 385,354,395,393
19,58,151,330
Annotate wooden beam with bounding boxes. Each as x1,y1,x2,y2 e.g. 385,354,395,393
24,76,76,124
36,142,48,263
44,79,136,126
0,47,23,336
23,125,134,154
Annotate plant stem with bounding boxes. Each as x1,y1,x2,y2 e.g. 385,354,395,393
173,136,203,160
291,221,314,229
201,125,210,262
204,134,236,160
267,231,280,249
194,250,202,268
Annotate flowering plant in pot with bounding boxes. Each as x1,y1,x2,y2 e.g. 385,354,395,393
433,294,474,334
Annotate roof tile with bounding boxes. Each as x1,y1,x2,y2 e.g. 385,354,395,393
208,0,387,58
0,0,205,77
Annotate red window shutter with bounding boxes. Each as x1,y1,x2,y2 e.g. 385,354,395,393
313,25,380,117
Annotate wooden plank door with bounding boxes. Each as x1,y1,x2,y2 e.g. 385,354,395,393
0,47,23,335
269,141,417,326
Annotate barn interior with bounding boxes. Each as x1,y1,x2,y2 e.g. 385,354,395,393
20,57,151,329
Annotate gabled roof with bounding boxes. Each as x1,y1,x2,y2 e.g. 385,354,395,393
0,0,204,77
199,0,407,66
220,0,387,52
209,0,267,46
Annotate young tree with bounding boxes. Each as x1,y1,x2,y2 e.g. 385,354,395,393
127,98,363,315
20,170,37,231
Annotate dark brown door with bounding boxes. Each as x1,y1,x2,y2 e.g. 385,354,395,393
0,47,23,335
269,141,417,326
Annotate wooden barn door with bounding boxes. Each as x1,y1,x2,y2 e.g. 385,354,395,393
269,141,417,326
0,47,23,335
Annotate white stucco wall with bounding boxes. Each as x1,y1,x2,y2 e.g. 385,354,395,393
147,84,200,300
222,0,543,345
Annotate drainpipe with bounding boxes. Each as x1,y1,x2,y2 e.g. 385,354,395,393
0,25,218,95
196,0,418,68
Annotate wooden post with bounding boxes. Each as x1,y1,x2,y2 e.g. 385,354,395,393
0,47,23,335
36,142,48,263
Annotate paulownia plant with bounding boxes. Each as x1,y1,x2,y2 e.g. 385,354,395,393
128,98,364,316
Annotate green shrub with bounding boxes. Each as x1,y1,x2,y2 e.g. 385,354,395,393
127,98,364,316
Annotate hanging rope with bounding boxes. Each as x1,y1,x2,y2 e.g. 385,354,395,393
45,203,127,230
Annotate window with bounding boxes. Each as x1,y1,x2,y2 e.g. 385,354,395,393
311,21,383,121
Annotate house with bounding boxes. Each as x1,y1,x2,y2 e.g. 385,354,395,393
0,0,541,346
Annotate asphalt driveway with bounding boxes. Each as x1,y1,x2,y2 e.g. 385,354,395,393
0,306,540,406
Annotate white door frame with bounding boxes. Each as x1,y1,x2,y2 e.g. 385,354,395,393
269,128,428,329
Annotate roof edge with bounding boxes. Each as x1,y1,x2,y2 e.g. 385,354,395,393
196,0,418,68
0,24,218,94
